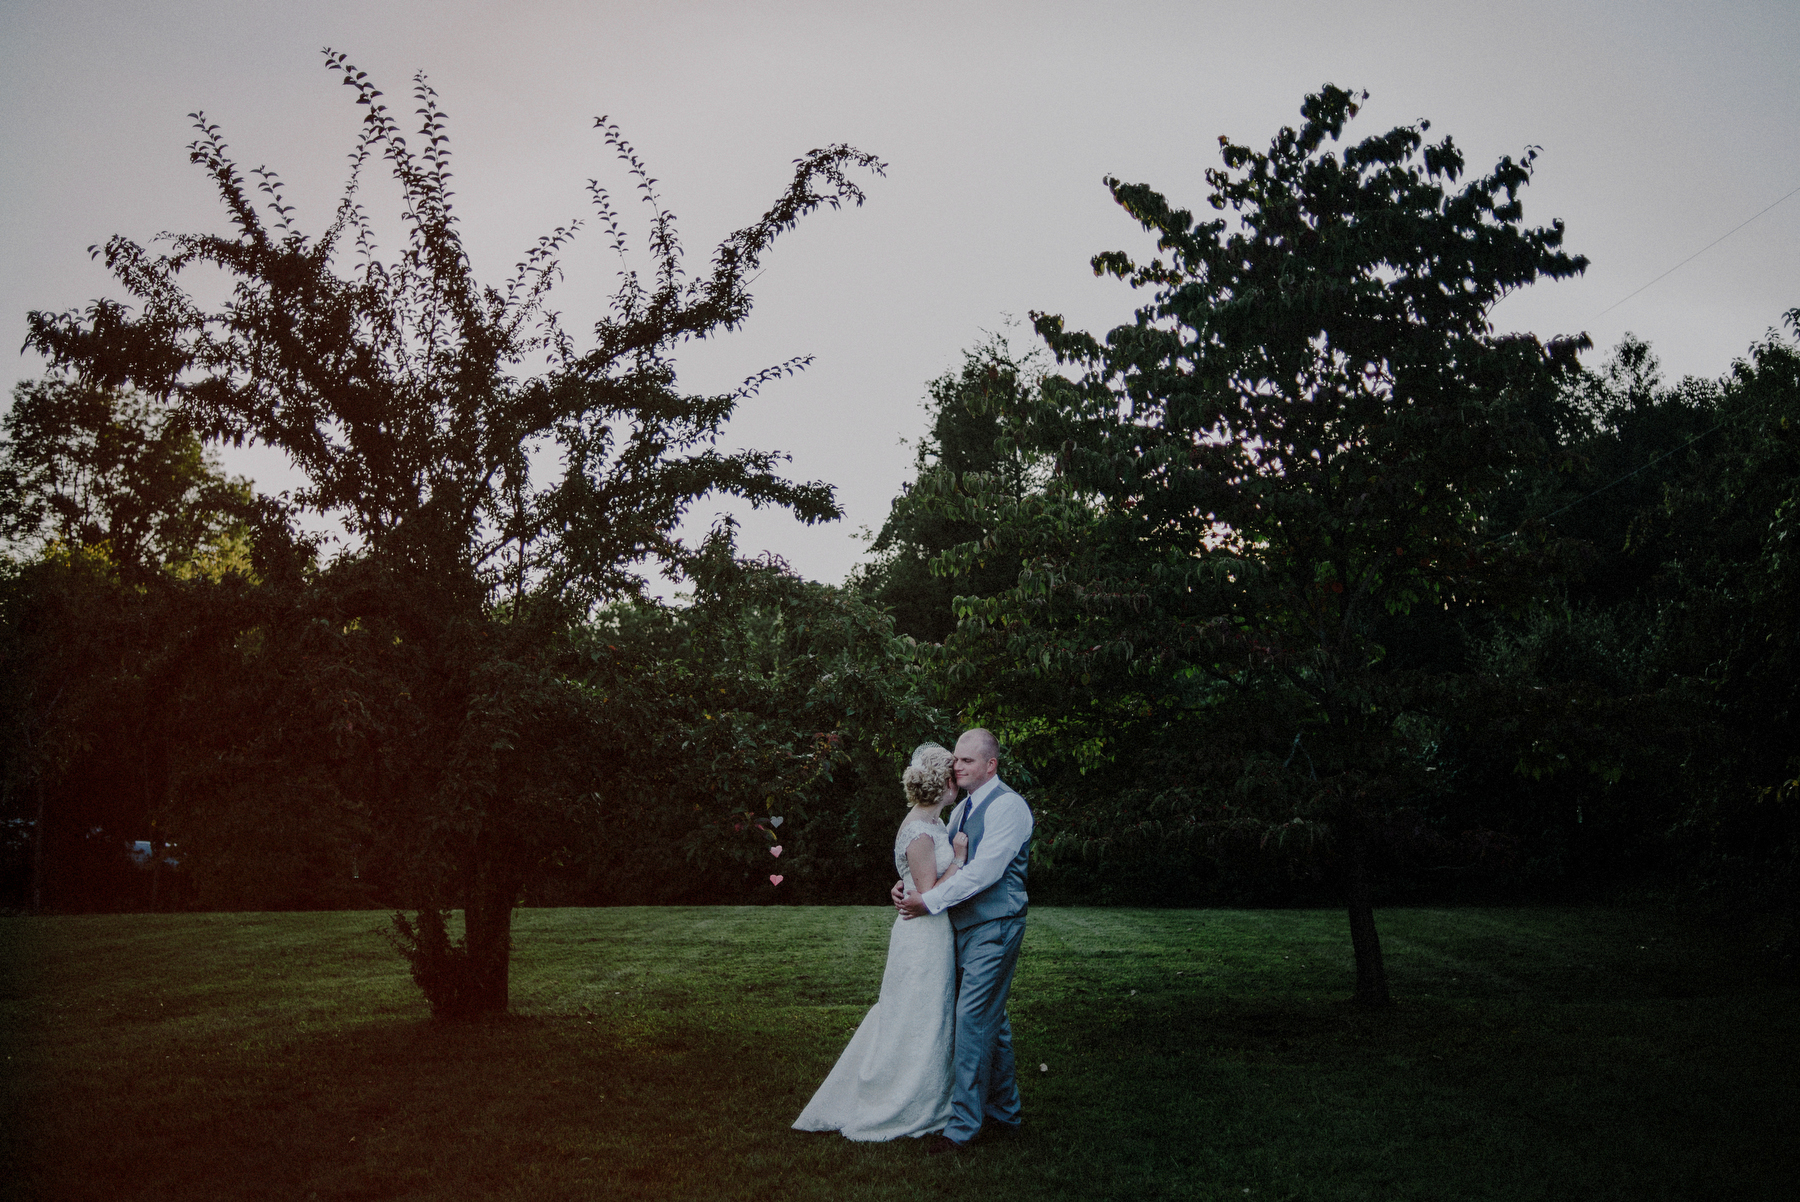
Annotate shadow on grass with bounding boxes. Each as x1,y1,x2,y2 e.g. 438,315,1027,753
11,1006,1080,1202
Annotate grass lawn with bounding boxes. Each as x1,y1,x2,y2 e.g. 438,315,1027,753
2,905,1795,1202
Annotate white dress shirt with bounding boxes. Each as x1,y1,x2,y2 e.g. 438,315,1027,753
920,776,1033,915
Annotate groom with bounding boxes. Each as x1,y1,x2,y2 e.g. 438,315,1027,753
894,728,1033,1153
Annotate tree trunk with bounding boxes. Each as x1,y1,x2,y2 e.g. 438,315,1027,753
1343,824,1391,1007
462,865,521,1016
30,779,47,915
390,841,524,1018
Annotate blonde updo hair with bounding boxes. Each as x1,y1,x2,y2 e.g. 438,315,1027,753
903,743,955,808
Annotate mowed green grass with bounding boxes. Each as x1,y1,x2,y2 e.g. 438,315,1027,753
1,906,1795,1202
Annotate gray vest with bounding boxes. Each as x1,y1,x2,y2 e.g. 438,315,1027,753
948,780,1031,929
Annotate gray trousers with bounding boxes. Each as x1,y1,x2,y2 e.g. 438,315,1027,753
946,912,1026,1143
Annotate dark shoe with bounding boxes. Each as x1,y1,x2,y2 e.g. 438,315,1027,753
982,1122,1023,1142
925,1134,966,1155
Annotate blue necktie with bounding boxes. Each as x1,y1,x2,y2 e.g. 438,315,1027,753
962,790,986,852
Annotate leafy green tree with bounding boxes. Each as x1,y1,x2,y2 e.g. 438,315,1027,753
25,52,882,1015
567,526,951,906
1429,316,1800,945
0,379,257,912
856,333,1043,642
1640,314,1800,911
1,378,253,579
1417,335,1728,901
1552,335,1725,610
937,86,1588,1004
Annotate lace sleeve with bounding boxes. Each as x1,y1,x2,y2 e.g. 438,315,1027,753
894,820,949,883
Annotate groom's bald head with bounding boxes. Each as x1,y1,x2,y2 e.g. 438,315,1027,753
953,728,1000,791
962,728,999,761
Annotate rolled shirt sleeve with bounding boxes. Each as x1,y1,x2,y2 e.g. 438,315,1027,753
920,784,1033,915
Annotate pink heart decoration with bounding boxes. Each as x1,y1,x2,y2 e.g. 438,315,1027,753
769,874,784,886
770,845,783,858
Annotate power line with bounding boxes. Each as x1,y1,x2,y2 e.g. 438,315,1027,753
1490,183,1794,539
1597,184,1800,318
1532,417,1728,526
1491,416,1728,544
1513,185,1800,538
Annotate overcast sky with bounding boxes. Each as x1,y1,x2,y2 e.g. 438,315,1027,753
5,0,1797,587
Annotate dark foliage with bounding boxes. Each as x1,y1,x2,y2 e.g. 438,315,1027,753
0,379,254,582
920,85,1590,1003
10,68,1795,1004
1407,321,1799,933
19,51,882,1014
0,381,255,914
854,334,1042,643
547,529,952,907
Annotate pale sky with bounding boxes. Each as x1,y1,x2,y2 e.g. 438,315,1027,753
5,0,1797,587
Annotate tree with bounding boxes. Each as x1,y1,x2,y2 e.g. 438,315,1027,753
0,378,257,913
1442,316,1800,941
567,525,952,906
855,332,1044,642
1419,335,1730,903
25,52,883,1015
1,378,253,579
936,86,1588,1004
1641,314,1800,915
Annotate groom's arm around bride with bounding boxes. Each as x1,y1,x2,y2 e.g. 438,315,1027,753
892,733,1031,923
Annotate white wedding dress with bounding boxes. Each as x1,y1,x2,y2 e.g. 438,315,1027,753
792,817,956,1140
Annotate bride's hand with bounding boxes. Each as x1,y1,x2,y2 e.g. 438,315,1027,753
952,832,969,864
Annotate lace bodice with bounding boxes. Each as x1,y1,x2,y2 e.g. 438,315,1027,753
894,818,953,890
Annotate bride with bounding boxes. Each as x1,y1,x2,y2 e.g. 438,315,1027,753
792,743,967,1140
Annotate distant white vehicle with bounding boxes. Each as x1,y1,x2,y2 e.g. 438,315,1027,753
128,841,179,869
